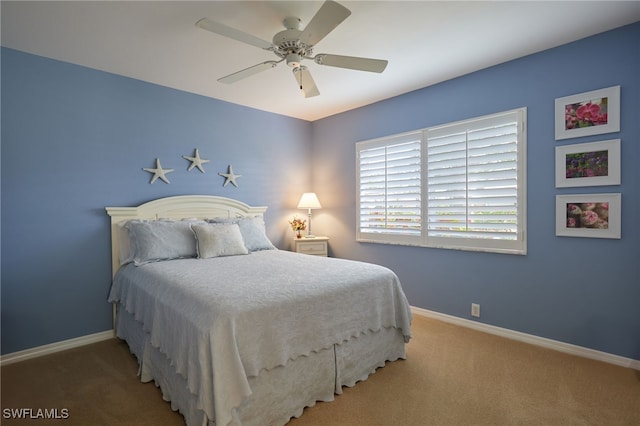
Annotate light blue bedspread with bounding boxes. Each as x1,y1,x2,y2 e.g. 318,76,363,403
108,250,411,426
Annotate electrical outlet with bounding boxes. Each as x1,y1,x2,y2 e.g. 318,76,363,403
471,303,480,318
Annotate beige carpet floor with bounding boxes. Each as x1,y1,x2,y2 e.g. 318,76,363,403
2,314,639,425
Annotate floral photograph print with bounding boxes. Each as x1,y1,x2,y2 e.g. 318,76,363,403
555,139,620,187
555,86,620,140
556,193,621,239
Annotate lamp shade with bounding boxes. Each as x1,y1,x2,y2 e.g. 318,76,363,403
297,193,322,209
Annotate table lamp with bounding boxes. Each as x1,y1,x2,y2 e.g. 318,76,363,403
297,192,322,238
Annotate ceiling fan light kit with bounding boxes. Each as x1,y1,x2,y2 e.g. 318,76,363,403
196,0,388,98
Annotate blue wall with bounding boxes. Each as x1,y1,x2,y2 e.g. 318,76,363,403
2,23,639,360
310,23,640,360
1,48,311,354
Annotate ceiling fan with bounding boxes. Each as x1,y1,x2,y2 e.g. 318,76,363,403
196,0,388,98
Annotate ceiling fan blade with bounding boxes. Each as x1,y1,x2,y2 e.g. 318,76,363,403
314,54,388,73
293,66,320,98
299,0,351,47
196,18,273,50
218,61,279,84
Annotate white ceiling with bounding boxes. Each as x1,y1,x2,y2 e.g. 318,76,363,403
2,1,639,121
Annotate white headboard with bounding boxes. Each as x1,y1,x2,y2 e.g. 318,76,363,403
105,195,268,277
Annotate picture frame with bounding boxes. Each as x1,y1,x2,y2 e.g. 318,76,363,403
555,86,620,140
555,139,620,188
556,193,621,239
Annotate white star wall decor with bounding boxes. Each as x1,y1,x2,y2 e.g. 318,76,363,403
219,165,242,187
183,148,210,173
143,158,174,184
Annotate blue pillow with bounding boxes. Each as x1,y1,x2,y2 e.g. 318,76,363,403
126,220,205,265
238,216,276,251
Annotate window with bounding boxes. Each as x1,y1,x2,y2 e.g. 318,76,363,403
358,132,422,245
356,108,526,254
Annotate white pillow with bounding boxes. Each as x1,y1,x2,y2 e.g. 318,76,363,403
208,216,276,252
126,219,204,265
191,223,249,258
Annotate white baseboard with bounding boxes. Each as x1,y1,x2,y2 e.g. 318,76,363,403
1,330,114,366
411,306,640,371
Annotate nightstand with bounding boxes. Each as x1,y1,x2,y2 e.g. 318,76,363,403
293,236,329,257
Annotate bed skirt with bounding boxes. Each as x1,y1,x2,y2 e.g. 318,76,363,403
115,304,407,426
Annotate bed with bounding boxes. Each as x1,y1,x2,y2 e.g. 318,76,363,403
106,195,412,426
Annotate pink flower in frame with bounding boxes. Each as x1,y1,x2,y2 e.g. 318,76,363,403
576,102,601,123
594,113,608,125
567,204,582,216
594,203,609,220
581,210,599,227
563,96,609,130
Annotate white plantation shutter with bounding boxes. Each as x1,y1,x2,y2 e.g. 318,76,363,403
356,108,526,254
427,112,519,240
357,133,421,244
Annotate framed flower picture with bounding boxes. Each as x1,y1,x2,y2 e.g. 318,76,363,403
555,139,621,188
555,86,620,140
556,193,621,239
